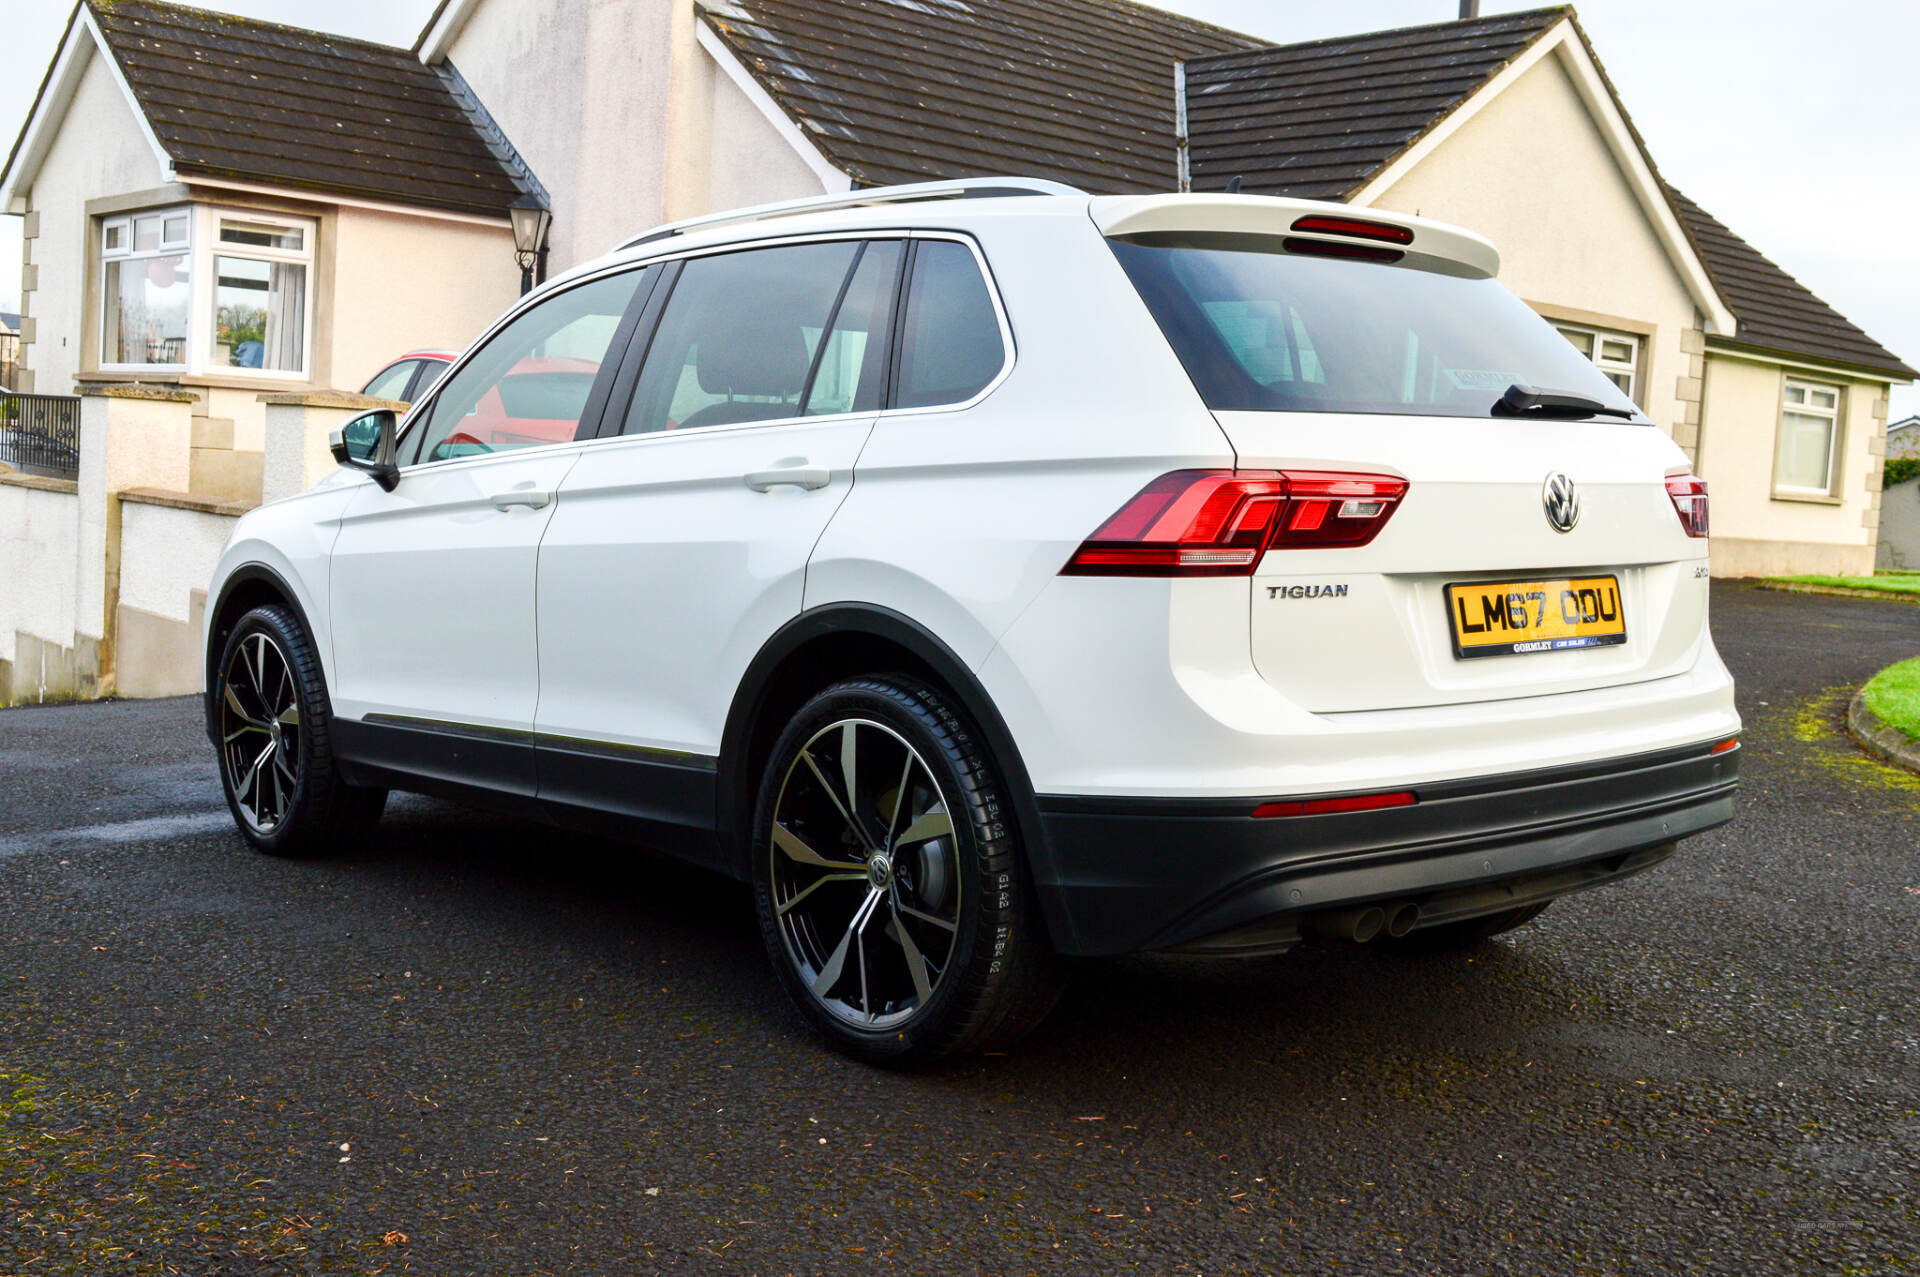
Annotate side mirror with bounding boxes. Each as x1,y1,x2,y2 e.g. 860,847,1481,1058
328,409,401,492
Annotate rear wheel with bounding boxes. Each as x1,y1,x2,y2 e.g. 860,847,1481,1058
1387,901,1552,951
751,676,1062,1065
215,604,385,857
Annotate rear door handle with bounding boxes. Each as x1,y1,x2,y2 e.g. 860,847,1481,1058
491,490,552,510
744,465,831,492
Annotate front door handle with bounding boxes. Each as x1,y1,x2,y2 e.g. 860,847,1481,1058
491,490,552,510
744,464,831,493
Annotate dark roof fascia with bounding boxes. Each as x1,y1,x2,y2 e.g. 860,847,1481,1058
1703,335,1917,385
412,0,456,56
1,1,102,201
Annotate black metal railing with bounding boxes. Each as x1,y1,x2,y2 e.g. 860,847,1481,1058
0,389,82,481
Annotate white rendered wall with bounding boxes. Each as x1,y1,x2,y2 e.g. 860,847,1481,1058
328,206,517,391
23,47,169,394
0,482,80,664
447,0,681,270
1698,352,1886,576
118,500,235,623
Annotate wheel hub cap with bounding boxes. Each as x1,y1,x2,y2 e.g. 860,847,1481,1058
866,851,893,890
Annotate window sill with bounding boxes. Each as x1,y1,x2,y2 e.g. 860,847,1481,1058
75,369,317,393
1770,489,1845,506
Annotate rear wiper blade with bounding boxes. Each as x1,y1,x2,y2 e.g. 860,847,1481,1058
1492,383,1637,419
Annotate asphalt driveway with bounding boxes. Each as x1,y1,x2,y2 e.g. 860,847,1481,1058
2,582,1916,1275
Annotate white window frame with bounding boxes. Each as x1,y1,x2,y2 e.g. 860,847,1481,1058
1773,376,1844,499
98,205,194,372
96,204,317,381
202,208,317,381
1554,322,1641,404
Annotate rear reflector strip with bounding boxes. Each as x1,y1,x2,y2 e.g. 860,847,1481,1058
1710,739,1739,755
1253,790,1418,819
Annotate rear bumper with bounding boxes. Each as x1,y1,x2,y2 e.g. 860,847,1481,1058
1031,739,1738,956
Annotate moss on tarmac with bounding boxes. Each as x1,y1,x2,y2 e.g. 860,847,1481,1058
0,1061,398,1275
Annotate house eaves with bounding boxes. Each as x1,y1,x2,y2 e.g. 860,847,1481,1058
3,0,531,222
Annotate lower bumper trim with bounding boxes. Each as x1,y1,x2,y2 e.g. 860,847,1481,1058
1032,740,1738,956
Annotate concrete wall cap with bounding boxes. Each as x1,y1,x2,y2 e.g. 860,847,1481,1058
79,384,199,402
116,487,257,518
0,471,80,495
257,390,409,410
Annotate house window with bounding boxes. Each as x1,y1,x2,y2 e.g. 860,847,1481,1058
98,207,315,377
100,209,192,367
209,216,312,374
1775,378,1843,496
1555,324,1640,401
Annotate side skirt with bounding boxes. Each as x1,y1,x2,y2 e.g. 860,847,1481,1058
331,715,726,870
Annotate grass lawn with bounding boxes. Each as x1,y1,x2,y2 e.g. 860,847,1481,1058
1863,656,1920,741
1764,572,1920,598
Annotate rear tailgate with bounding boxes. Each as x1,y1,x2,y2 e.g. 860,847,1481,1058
1219,410,1707,713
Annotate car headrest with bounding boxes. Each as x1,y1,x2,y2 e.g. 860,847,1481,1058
692,300,812,398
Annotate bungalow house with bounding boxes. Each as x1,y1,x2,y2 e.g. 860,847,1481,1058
0,0,531,498
1888,415,1920,463
0,0,1911,696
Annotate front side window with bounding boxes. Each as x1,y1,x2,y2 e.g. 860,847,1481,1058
1776,377,1842,495
1111,238,1646,421
210,216,313,374
621,241,862,435
409,270,645,464
1555,323,1640,401
101,209,191,367
895,239,1006,409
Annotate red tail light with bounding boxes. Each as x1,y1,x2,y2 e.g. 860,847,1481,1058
1666,473,1709,538
1061,470,1407,577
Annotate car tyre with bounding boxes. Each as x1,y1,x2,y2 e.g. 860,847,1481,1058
1386,901,1552,951
751,675,1064,1066
214,604,386,857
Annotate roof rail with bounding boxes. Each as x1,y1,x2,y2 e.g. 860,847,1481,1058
619,177,1087,249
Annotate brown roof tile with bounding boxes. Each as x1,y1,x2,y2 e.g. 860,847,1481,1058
1180,7,1568,200
1666,187,1914,380
697,0,1258,194
88,0,525,218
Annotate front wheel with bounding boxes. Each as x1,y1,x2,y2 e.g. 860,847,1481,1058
214,604,385,857
750,676,1063,1065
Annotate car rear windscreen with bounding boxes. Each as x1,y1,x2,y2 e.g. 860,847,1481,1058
1110,237,1648,421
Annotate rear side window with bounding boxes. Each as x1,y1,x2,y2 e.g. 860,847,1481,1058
622,241,860,434
1110,238,1645,421
895,240,1006,409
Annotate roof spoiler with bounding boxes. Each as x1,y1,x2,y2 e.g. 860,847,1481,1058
1090,195,1501,279
620,177,1087,250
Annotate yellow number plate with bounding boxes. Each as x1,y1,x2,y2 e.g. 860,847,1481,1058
1445,576,1627,659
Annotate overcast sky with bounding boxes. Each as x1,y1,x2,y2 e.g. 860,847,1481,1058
2,0,1914,416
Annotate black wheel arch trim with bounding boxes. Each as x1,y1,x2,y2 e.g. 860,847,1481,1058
717,603,1058,923
202,563,322,747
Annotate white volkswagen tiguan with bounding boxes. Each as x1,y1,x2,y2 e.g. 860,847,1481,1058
203,180,1740,1064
